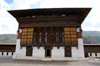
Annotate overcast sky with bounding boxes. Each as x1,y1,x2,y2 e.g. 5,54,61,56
0,0,100,34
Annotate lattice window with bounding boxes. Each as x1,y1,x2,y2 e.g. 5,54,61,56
34,28,39,43
64,27,77,44
52,27,57,43
58,27,64,43
21,28,27,44
21,28,34,44
46,27,51,44
40,28,45,43
71,28,77,44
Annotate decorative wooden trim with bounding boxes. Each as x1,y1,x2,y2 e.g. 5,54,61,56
17,33,21,39
21,44,77,47
19,24,78,28
77,32,82,38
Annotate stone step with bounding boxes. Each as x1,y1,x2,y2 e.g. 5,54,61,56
42,58,52,61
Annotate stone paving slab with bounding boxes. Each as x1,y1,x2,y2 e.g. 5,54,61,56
0,56,100,66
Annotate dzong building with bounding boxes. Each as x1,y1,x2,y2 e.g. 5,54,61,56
8,8,91,61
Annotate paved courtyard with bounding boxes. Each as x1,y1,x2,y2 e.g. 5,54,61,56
0,56,100,66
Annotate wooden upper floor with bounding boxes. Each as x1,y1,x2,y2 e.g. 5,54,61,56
8,8,91,27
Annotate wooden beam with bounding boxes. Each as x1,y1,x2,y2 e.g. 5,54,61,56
19,24,78,28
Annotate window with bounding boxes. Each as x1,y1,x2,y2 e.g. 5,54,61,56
33,36,36,43
64,27,77,44
64,28,71,44
21,28,34,44
71,28,77,44
58,27,64,43
46,27,51,43
27,28,33,44
45,36,47,43
21,28,27,44
52,27,57,43
39,36,42,43
20,27,77,44
40,28,45,43
34,28,39,43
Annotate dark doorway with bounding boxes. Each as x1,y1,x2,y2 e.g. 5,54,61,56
65,46,71,57
47,49,50,56
85,53,89,58
26,46,32,56
45,48,51,57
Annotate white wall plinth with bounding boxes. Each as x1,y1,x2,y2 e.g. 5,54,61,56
92,53,95,57
72,38,84,58
97,53,100,57
8,52,12,56
52,47,64,58
42,58,52,61
13,39,26,59
33,47,45,58
3,52,7,56
0,52,2,56
52,57,86,61
88,53,90,57
13,38,85,60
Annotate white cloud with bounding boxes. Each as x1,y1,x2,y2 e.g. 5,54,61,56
0,0,42,34
82,0,100,31
9,0,42,10
40,0,93,8
40,0,100,31
0,0,100,34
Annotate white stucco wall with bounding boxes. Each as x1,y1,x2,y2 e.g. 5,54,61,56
33,47,45,58
77,28,80,32
72,38,84,58
0,52,13,56
8,52,12,56
19,29,22,33
92,53,95,57
13,39,26,59
3,52,7,56
0,52,2,56
88,53,90,57
97,53,100,57
52,47,64,58
87,53,100,58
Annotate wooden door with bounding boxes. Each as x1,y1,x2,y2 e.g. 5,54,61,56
26,46,32,56
65,46,71,57
45,48,51,57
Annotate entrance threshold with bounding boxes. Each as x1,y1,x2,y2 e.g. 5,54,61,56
42,58,52,61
